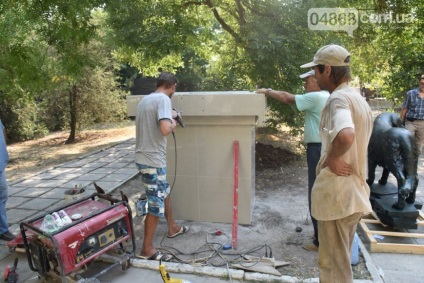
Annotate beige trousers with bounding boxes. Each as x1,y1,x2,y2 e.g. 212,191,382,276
406,120,424,155
317,212,362,283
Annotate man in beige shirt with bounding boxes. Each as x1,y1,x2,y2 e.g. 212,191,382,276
300,45,373,283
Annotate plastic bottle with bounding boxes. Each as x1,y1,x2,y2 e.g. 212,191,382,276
51,212,65,228
351,232,359,265
58,210,72,225
41,214,59,233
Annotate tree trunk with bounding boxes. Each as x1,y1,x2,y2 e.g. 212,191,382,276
66,85,77,144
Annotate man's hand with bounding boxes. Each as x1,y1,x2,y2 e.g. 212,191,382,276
322,128,355,176
322,156,353,176
172,109,178,119
256,88,270,95
172,108,184,127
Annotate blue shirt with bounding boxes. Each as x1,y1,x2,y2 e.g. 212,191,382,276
401,88,424,120
0,120,9,171
295,90,330,144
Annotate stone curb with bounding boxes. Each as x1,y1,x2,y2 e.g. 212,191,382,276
131,257,374,283
358,235,384,283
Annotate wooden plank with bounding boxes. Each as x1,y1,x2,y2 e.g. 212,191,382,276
371,242,424,254
359,212,424,254
359,221,377,244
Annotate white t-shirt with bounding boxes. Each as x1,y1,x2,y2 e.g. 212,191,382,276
135,92,173,168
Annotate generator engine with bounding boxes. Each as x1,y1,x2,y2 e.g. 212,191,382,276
20,193,135,282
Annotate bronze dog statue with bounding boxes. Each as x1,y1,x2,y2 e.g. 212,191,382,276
366,112,419,209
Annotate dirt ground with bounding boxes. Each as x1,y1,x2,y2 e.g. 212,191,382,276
6,124,371,280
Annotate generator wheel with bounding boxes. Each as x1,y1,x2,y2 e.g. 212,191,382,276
121,258,131,271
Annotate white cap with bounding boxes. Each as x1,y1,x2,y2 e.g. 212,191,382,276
300,44,350,68
299,70,315,79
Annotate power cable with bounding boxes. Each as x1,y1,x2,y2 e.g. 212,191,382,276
158,230,274,270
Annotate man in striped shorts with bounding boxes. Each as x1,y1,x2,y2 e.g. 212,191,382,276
135,72,188,261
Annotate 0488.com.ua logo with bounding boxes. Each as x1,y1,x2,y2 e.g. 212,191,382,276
308,8,415,37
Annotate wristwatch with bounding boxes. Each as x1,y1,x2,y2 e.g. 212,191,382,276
266,88,272,95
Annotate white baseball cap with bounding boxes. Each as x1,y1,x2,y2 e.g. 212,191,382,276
299,70,315,79
300,44,350,68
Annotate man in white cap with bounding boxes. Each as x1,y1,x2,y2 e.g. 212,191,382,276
257,71,329,251
301,44,373,283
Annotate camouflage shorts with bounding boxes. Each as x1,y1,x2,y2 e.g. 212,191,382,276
135,163,171,217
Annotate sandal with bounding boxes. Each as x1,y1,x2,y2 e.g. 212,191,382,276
135,251,173,262
167,226,189,238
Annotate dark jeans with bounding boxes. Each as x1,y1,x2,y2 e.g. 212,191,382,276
307,143,321,246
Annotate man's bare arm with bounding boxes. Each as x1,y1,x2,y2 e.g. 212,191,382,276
322,127,355,176
400,108,407,124
159,119,176,136
257,88,296,105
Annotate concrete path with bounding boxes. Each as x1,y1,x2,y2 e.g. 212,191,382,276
0,138,424,282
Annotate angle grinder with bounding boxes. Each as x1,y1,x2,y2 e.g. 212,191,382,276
173,108,185,128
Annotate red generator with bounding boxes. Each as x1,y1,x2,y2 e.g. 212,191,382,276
20,193,135,282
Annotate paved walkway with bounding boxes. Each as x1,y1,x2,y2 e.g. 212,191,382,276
6,139,137,230
1,138,424,282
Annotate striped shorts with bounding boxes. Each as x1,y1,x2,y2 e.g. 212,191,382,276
135,163,171,217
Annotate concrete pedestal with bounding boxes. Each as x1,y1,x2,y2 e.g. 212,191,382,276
127,91,266,224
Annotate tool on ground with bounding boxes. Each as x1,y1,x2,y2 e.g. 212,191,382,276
232,140,239,249
19,184,135,282
3,258,18,283
159,261,191,283
173,108,185,128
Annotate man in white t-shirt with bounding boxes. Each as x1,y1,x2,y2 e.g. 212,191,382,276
134,72,188,262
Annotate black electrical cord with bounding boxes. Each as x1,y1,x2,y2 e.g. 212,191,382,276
159,229,274,269
170,131,177,194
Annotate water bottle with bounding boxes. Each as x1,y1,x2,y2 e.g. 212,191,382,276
351,232,359,265
136,195,148,216
58,210,73,225
41,214,60,233
51,212,65,228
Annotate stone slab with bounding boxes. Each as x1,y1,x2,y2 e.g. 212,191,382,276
34,179,69,188
8,186,30,196
374,197,420,218
6,196,28,209
13,187,53,198
99,173,134,182
72,173,108,182
17,198,58,211
7,208,40,224
370,182,398,197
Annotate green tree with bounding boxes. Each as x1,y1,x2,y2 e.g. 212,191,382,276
0,2,127,143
